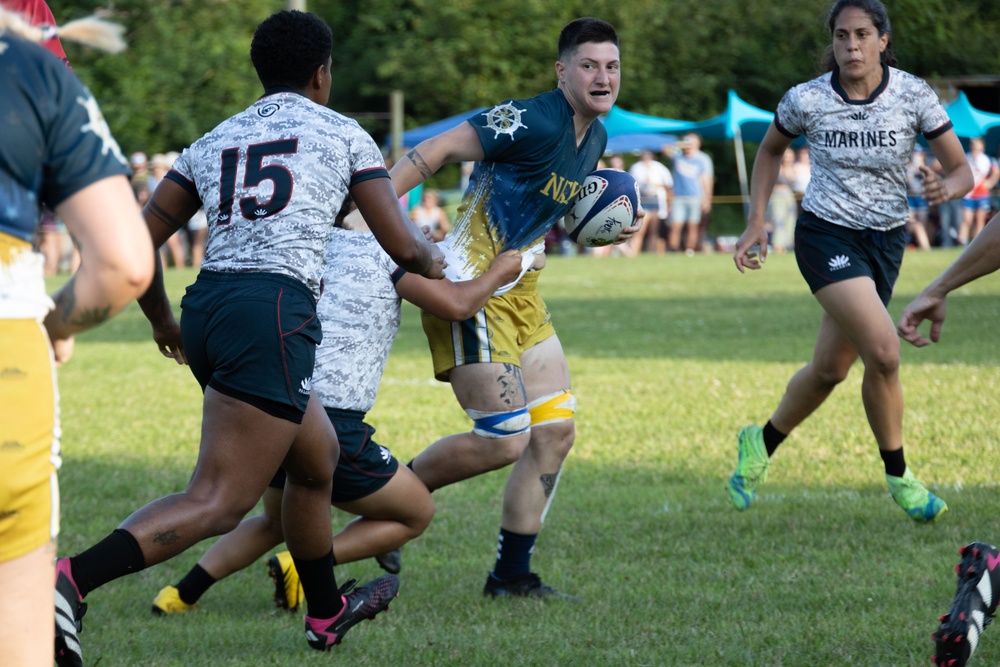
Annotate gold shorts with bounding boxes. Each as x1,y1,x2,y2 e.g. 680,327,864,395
0,319,60,562
422,270,555,381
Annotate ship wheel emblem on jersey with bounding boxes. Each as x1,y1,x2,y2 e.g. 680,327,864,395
484,103,528,140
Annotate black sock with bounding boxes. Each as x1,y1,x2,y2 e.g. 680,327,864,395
492,528,536,581
762,421,787,457
880,448,907,478
176,564,216,605
71,528,146,599
293,550,342,620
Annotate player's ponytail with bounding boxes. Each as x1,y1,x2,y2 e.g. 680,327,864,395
0,7,125,53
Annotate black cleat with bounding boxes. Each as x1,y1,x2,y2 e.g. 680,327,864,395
375,549,402,574
304,575,399,651
932,542,1000,666
483,572,579,601
54,558,87,667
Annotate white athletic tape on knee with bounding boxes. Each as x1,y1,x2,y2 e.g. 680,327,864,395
466,407,531,438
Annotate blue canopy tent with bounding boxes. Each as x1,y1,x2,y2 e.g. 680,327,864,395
599,107,690,156
601,105,694,137
604,132,679,155
688,90,777,209
944,92,1000,153
599,92,780,208
384,107,487,150
688,89,775,143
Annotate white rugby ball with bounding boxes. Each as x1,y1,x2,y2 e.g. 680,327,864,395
564,169,639,247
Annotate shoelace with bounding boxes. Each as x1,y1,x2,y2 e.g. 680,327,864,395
337,578,358,596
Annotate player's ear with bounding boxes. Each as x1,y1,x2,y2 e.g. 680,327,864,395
310,62,326,90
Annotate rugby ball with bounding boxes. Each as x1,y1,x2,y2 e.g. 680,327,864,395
564,169,639,247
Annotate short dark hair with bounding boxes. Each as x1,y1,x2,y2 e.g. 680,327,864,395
250,10,332,90
557,17,618,61
820,0,897,72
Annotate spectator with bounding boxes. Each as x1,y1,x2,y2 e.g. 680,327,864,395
459,160,474,190
628,148,673,254
905,146,932,250
958,136,999,245
149,152,186,268
186,207,208,270
766,148,797,253
931,152,963,247
129,151,149,188
792,146,812,197
688,133,715,252
667,133,710,254
409,188,452,242
37,206,64,275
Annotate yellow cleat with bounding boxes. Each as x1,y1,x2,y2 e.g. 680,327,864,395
151,585,199,615
267,550,304,611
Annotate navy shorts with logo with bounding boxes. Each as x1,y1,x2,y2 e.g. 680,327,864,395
180,271,321,423
794,210,906,306
269,408,398,503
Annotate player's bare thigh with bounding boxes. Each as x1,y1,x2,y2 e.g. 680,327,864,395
333,466,433,528
447,335,570,415
450,361,528,412
0,540,55,666
520,334,575,459
520,334,571,400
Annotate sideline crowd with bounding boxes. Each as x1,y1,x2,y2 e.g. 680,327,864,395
36,135,1000,274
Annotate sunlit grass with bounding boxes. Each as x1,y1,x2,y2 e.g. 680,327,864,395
53,248,1000,665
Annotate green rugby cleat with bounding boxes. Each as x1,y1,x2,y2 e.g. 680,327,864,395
727,425,770,511
886,467,948,522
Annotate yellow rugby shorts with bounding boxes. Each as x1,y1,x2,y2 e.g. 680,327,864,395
0,319,60,562
422,270,555,381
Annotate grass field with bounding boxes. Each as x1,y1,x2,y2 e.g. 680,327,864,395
53,248,1000,666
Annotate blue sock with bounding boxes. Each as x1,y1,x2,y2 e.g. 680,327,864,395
491,528,536,581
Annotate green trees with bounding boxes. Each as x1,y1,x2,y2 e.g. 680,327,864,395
52,0,1000,157
61,0,273,155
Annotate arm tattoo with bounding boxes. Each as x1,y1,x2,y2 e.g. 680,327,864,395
540,473,558,498
497,363,525,408
146,198,188,231
53,276,112,327
405,148,434,180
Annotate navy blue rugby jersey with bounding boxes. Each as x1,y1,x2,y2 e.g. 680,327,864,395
0,35,128,243
443,89,606,280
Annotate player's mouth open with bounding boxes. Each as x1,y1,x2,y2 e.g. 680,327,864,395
590,91,610,97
